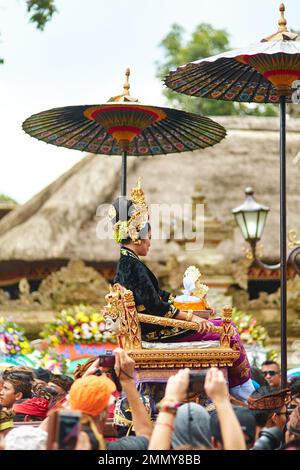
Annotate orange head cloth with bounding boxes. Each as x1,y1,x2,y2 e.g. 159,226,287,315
69,375,116,417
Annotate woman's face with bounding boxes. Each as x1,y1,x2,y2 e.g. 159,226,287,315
138,232,151,256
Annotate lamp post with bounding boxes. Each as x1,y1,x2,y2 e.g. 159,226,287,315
233,188,300,387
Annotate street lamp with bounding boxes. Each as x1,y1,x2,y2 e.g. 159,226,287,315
233,188,300,387
232,188,300,387
233,188,300,272
232,187,269,246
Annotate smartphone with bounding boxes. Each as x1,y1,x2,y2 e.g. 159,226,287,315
98,351,115,368
98,352,122,392
56,410,81,450
188,371,207,396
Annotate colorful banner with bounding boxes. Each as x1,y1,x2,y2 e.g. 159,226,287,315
55,343,116,360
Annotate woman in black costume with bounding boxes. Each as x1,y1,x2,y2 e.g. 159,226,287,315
111,181,254,401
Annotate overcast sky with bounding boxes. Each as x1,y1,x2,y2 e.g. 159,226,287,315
0,0,299,203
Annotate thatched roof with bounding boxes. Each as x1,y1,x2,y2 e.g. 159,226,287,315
0,116,299,264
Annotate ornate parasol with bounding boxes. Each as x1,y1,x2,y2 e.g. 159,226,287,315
22,69,226,196
165,3,300,386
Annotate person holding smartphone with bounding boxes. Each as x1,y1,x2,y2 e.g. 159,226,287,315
67,348,152,450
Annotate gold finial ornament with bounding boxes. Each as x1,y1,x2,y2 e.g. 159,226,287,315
262,3,298,42
123,68,131,96
107,67,139,103
222,306,233,321
278,3,287,32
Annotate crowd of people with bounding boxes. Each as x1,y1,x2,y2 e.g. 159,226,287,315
0,352,300,451
1,183,299,452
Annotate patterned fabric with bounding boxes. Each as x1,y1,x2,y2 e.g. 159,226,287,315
247,387,290,410
22,105,226,156
0,409,14,432
113,394,152,435
165,41,300,104
173,318,251,388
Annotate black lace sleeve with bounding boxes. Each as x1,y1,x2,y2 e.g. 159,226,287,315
115,257,179,319
158,288,172,303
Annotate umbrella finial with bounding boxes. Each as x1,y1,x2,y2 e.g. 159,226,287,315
107,67,139,103
261,2,298,41
123,68,131,96
278,3,287,32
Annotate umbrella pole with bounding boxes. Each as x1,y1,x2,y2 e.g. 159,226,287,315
121,151,127,196
280,95,287,388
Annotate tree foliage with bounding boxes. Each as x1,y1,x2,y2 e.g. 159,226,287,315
156,23,278,117
0,193,18,203
25,0,57,31
1,1,57,63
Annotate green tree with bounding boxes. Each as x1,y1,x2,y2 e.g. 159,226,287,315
26,0,57,30
1,0,57,64
0,194,18,203
156,23,278,117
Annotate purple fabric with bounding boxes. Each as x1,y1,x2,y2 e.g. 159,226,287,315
173,319,251,388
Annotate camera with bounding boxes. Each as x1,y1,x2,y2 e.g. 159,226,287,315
98,351,122,392
251,426,283,450
188,370,207,396
98,351,115,368
47,410,81,450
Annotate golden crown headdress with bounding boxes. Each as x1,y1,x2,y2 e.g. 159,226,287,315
109,178,149,244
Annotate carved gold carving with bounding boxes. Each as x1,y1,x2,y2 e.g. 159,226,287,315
219,306,234,348
138,313,198,331
128,348,239,369
103,284,238,369
103,283,142,350
138,313,221,336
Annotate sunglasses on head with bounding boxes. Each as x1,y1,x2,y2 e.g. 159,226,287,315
262,370,278,377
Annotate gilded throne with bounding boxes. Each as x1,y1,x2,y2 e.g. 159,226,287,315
103,283,239,384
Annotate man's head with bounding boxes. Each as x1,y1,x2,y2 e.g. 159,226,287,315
286,405,300,443
248,385,289,432
261,361,281,388
210,406,256,449
48,374,74,395
69,375,116,419
0,372,32,409
287,376,300,414
33,368,51,386
13,397,49,422
172,403,212,449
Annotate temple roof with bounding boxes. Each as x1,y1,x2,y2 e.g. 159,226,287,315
0,116,299,264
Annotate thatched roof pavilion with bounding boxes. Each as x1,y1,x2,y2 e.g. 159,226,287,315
0,116,299,287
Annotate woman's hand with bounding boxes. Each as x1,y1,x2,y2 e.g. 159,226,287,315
191,315,212,333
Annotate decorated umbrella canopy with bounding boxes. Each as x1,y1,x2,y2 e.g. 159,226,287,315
165,3,300,386
22,69,226,196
